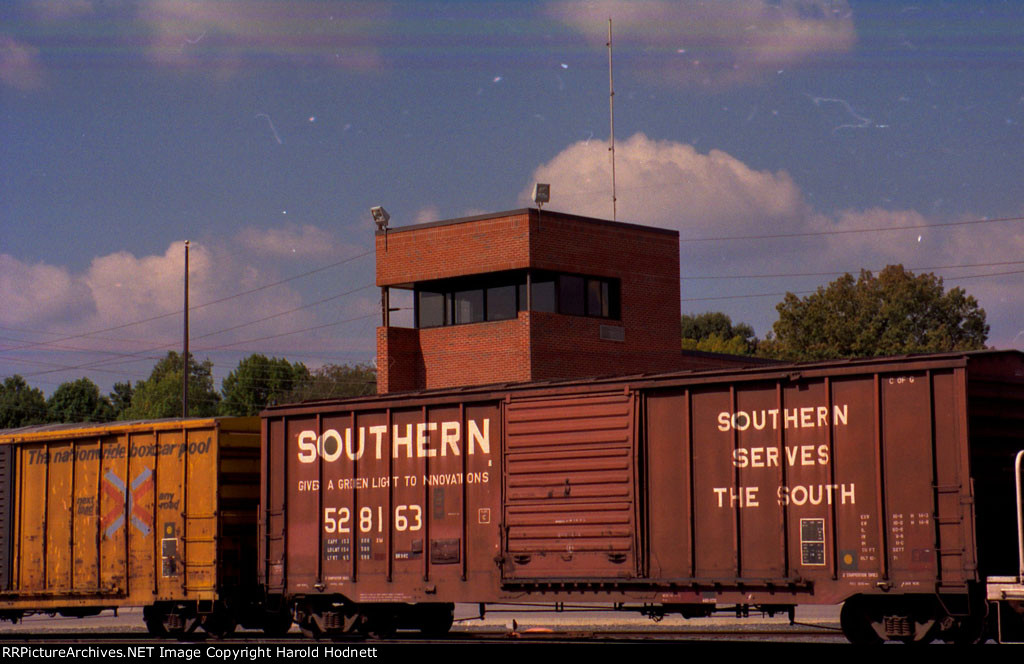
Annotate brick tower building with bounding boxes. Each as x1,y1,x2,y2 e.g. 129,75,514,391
375,208,750,394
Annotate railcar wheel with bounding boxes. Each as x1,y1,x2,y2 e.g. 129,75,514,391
143,606,168,637
361,608,397,639
262,609,294,636
894,598,941,645
296,609,323,640
841,596,944,644
202,609,237,639
299,621,322,640
840,597,883,645
144,604,198,638
417,603,454,637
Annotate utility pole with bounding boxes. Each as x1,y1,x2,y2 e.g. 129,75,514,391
183,240,189,418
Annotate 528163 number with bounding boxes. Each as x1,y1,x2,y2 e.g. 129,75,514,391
323,504,422,534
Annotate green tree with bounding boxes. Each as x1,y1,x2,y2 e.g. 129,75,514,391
46,377,115,423
109,381,134,419
0,375,47,429
681,312,758,355
220,354,311,416
766,265,989,361
284,363,376,402
123,352,220,419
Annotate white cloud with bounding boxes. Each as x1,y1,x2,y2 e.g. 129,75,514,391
0,220,383,392
547,0,856,88
520,132,808,234
0,231,352,387
524,133,1024,349
0,255,92,326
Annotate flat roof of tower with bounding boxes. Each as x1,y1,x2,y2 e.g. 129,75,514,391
375,208,680,237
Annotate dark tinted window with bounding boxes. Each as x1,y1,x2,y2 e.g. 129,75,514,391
531,279,556,312
487,285,517,321
453,289,484,324
418,291,447,328
414,271,617,327
587,279,605,317
558,275,585,316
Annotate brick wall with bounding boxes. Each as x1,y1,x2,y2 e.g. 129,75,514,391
528,212,683,379
416,315,532,390
376,209,698,392
377,212,532,286
377,326,422,393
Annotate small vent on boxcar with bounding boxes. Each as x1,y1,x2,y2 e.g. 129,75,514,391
0,445,12,590
503,392,638,579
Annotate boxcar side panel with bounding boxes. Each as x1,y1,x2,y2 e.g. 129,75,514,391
46,441,74,592
879,370,940,587
735,382,787,581
831,377,883,593
930,368,973,588
71,439,100,594
153,428,185,600
0,419,252,614
644,390,692,581
421,404,468,586
269,400,505,603
389,407,426,591
263,417,288,594
690,389,740,580
284,415,319,594
465,402,501,587
17,445,46,592
0,445,14,591
183,427,217,599
126,431,157,603
99,434,128,598
642,363,977,605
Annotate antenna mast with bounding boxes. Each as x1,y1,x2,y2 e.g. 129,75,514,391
607,18,617,221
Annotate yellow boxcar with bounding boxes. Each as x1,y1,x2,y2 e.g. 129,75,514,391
0,417,276,636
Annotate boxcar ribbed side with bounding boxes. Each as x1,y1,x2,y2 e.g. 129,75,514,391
0,417,264,636
261,350,1024,642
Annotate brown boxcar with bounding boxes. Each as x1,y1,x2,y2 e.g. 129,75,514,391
260,350,1024,642
0,417,276,636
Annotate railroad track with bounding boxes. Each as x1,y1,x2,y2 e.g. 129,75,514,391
0,624,850,645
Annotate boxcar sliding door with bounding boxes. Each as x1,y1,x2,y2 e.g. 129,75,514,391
502,392,640,580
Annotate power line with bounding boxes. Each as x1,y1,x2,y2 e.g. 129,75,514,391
193,312,379,352
678,215,1024,243
0,249,372,354
192,285,374,342
680,260,1024,281
682,269,1024,303
11,277,376,381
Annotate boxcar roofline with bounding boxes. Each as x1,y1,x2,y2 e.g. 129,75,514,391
262,349,1021,417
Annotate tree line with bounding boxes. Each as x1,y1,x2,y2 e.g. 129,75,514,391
3,265,990,429
1,354,376,429
682,265,988,359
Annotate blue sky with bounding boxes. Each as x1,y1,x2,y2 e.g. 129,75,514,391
2,0,1022,395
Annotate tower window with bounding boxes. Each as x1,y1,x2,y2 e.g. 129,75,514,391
413,270,620,328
